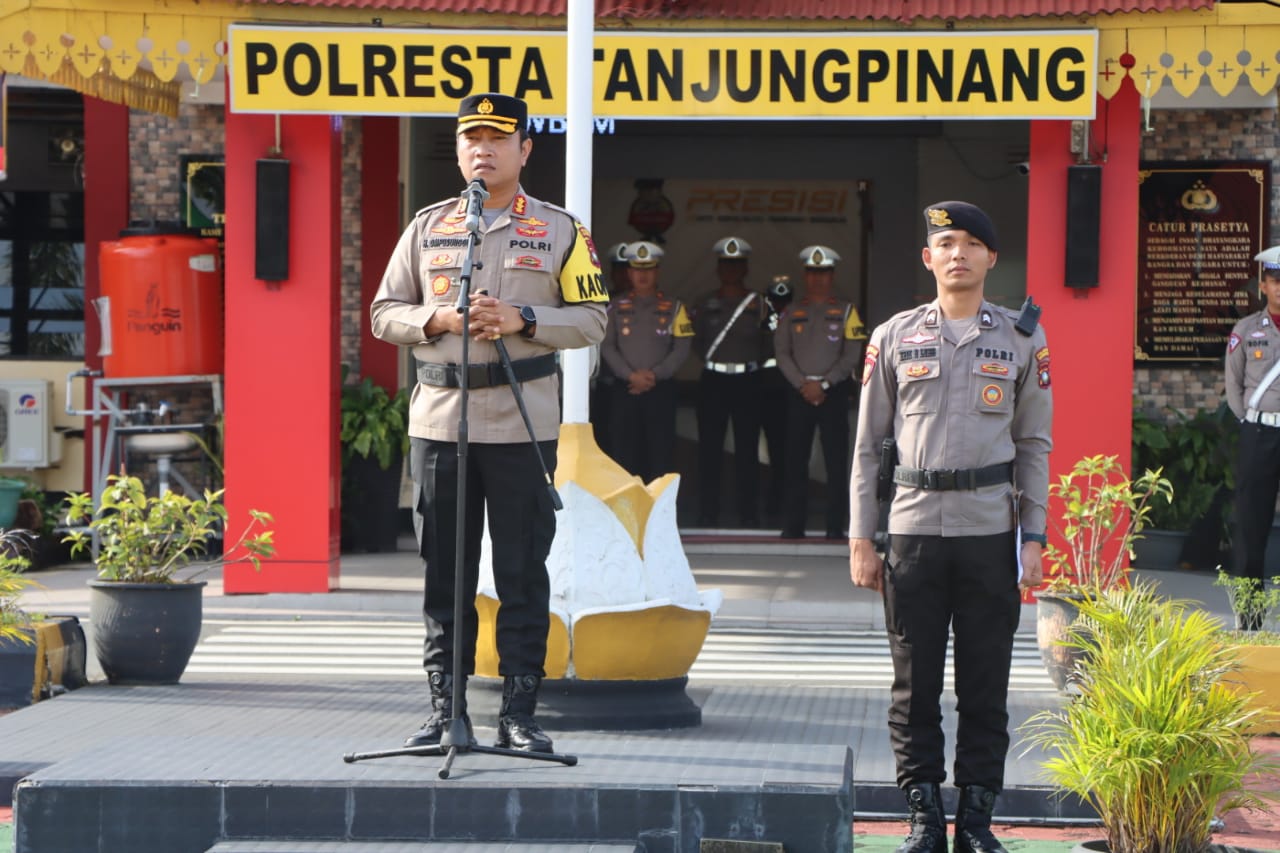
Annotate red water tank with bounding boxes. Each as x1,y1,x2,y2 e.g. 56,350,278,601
97,223,223,377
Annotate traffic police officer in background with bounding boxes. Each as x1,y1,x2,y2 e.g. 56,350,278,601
601,241,694,482
371,93,609,756
693,236,769,527
1225,245,1280,630
774,246,866,539
849,201,1053,853
760,275,795,522
591,241,633,458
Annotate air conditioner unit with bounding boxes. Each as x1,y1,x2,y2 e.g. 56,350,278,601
0,379,58,469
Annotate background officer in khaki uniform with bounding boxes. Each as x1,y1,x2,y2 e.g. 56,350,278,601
371,93,608,756
601,241,694,482
692,236,769,527
774,246,866,539
590,242,633,458
848,202,1052,853
1225,247,1280,629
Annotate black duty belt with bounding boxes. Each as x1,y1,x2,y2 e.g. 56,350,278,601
893,461,1014,491
416,353,557,389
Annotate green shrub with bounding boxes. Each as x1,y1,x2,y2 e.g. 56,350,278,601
1022,582,1278,853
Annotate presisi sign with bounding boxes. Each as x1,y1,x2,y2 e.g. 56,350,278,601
228,25,1098,120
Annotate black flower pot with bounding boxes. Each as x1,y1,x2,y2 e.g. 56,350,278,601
88,580,206,685
1035,591,1087,693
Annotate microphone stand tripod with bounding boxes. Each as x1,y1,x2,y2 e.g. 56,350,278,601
344,180,576,779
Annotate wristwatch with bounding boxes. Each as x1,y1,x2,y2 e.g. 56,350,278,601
1022,531,1048,546
518,305,537,339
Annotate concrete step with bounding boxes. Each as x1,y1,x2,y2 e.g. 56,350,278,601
206,843,639,852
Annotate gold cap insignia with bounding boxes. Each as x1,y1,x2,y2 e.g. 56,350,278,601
810,248,824,266
926,209,953,227
478,98,494,115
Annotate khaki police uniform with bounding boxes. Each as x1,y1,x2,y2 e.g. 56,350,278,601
774,294,866,538
849,298,1053,792
601,291,693,483
1226,306,1280,598
692,271,770,527
371,186,608,676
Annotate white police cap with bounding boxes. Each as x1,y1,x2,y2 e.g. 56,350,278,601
713,236,752,259
799,245,841,269
626,241,665,269
606,242,629,265
1257,245,1280,274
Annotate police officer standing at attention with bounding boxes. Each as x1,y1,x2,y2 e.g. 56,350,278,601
601,241,694,482
775,246,866,539
849,202,1053,853
371,93,608,755
760,275,795,522
590,242,633,458
1225,245,1280,630
693,236,768,527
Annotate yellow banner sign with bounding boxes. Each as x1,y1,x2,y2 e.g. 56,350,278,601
228,25,1097,120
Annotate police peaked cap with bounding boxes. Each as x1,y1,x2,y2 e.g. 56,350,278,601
923,201,999,252
799,245,841,269
457,93,527,134
713,236,752,259
1256,245,1280,275
626,241,665,268
768,275,793,299
606,242,630,266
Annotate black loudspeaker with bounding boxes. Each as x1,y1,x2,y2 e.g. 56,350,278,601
1064,164,1102,288
255,158,290,281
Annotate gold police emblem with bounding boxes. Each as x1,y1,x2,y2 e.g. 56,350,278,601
478,98,494,115
926,209,953,227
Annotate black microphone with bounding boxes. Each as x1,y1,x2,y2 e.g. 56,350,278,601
463,178,489,234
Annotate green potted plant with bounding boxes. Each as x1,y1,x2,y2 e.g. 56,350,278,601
1022,582,1278,853
1131,403,1238,570
339,370,409,553
1037,454,1173,691
1214,571,1280,734
63,474,275,684
0,532,40,707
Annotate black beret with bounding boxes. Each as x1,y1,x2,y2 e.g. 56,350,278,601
923,201,998,252
457,93,527,134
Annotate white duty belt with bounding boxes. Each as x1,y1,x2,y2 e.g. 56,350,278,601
1244,409,1280,428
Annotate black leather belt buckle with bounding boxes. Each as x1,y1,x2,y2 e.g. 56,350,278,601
923,469,956,490
466,363,494,389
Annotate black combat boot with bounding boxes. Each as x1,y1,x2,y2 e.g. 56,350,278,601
896,784,948,853
404,672,475,747
495,674,554,753
953,785,1008,853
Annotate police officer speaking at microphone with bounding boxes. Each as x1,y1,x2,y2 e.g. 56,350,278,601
848,201,1052,853
1225,245,1280,629
600,241,694,483
371,93,608,756
774,245,866,539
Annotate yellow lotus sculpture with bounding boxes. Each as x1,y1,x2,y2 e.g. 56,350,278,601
475,422,721,679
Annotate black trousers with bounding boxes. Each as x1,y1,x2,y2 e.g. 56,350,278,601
696,369,762,525
411,437,557,677
1234,421,1280,585
883,532,1021,792
609,379,677,484
759,366,789,517
782,380,851,537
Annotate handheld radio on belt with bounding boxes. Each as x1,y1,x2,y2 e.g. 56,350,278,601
874,437,897,555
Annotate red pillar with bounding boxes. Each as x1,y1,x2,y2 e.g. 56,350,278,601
1028,83,1142,544
360,116,400,392
222,112,342,593
81,97,130,491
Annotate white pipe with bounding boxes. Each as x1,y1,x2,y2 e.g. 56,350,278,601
560,0,594,424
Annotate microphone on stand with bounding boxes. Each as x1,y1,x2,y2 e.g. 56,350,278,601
463,178,489,235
